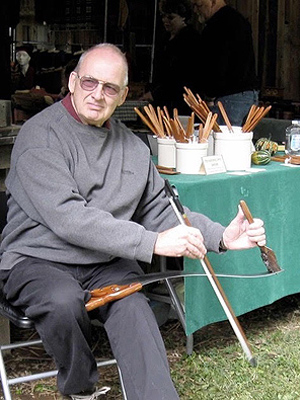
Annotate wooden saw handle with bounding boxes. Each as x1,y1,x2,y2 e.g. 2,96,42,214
86,283,143,311
239,200,254,224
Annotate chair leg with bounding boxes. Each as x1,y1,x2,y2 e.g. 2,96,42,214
116,364,128,400
0,346,12,400
0,343,126,400
159,256,194,354
186,334,194,356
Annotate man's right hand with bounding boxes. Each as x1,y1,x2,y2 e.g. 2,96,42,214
154,225,207,259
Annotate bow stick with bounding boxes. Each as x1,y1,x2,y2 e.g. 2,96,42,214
164,179,257,366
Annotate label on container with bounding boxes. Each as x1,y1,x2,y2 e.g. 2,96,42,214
290,134,300,151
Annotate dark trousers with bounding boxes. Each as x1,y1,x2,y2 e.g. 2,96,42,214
1,257,179,400
211,90,259,127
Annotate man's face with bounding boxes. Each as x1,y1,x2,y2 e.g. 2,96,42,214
68,48,128,127
192,0,213,23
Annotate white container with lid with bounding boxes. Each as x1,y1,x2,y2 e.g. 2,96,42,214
157,137,176,168
176,142,208,174
214,126,253,171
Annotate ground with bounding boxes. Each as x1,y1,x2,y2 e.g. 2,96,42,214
2,293,300,399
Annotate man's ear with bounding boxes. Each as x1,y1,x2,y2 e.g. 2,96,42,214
118,86,129,106
68,71,77,94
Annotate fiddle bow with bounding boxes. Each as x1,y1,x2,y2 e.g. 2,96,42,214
164,179,257,366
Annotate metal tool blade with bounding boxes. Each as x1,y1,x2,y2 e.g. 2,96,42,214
260,245,281,273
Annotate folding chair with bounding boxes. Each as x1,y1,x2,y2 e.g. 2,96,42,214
146,256,194,355
0,288,127,400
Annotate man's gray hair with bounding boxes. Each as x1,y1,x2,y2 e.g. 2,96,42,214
74,43,129,87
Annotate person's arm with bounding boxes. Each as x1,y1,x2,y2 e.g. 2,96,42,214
153,205,266,260
132,162,226,255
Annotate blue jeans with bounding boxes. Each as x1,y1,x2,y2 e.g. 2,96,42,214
211,90,259,127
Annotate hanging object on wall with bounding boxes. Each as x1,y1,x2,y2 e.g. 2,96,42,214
118,0,129,30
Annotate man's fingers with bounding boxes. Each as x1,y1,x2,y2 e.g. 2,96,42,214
154,225,207,258
247,218,266,246
178,233,207,259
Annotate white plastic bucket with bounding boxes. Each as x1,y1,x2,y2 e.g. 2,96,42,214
213,126,253,171
157,137,176,168
176,142,208,174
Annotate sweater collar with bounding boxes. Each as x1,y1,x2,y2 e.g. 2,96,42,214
62,93,111,129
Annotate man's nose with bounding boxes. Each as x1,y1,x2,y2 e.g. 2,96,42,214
92,83,105,99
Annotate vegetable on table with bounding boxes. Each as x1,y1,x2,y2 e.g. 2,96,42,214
254,137,278,155
251,149,271,165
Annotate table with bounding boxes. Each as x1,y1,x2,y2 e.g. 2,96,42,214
253,117,291,143
164,162,300,335
0,125,20,192
0,125,20,345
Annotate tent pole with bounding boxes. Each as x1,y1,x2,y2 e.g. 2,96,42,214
150,0,158,83
104,0,108,42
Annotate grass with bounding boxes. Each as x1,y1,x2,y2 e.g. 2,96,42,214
165,293,300,399
3,293,300,399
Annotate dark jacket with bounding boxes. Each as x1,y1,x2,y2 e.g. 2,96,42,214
152,25,202,114
198,5,258,99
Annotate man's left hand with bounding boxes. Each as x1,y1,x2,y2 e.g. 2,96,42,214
222,206,266,250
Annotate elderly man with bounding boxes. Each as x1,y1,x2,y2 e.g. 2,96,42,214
0,43,265,400
191,0,259,126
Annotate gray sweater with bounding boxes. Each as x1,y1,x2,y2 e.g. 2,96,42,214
0,101,225,270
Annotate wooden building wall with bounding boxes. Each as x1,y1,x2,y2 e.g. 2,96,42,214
229,0,300,102
11,0,300,104
277,0,300,102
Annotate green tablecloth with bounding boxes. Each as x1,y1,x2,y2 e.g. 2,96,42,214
164,162,300,335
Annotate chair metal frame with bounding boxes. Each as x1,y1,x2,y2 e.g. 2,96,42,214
0,291,127,400
148,256,194,355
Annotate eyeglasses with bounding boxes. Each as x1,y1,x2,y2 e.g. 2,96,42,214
76,74,124,97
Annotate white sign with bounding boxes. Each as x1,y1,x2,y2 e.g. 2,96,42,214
201,155,226,175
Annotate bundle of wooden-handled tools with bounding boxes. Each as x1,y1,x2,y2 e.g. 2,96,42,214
183,87,272,133
134,104,195,143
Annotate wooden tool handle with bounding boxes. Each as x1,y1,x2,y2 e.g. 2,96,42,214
239,200,254,224
217,101,233,132
134,107,157,135
86,283,142,311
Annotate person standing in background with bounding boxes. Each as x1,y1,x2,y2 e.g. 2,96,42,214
11,45,35,92
192,0,259,126
142,0,202,114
